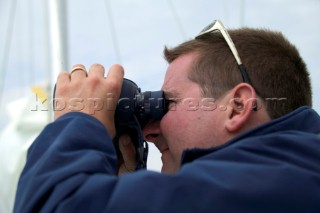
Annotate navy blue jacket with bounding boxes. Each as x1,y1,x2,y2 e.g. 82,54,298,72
14,107,320,212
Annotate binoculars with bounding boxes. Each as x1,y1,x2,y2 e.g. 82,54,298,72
114,78,167,169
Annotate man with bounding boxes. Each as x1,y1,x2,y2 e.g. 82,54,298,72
14,20,320,212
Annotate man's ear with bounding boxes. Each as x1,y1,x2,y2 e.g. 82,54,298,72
225,83,257,133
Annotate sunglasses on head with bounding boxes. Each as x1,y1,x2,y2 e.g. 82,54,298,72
195,20,257,111
195,20,253,86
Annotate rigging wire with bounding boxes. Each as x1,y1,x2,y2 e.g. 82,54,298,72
166,0,187,40
104,0,122,63
17,0,23,95
240,0,245,26
28,0,35,86
0,0,18,110
223,0,230,26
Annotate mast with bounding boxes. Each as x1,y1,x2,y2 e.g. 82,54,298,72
48,0,69,118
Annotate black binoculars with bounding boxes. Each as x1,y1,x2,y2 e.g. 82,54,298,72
114,78,167,169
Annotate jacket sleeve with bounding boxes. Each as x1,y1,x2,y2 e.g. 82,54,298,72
13,112,119,212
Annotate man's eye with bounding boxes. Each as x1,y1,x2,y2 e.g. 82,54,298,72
165,99,177,109
166,98,176,104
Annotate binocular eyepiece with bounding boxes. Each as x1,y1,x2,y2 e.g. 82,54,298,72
115,78,167,128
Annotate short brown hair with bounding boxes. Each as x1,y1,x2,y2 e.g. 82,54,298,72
164,28,312,119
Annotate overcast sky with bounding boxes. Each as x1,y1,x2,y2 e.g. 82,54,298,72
0,0,319,171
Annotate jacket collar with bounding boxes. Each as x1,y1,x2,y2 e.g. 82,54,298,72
181,106,320,165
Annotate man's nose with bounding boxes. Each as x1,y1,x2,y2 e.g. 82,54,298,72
142,120,161,143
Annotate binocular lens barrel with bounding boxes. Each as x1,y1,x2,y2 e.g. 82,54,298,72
115,79,167,128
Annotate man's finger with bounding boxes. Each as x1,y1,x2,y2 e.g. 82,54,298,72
107,64,124,80
56,71,70,87
106,64,124,97
104,64,124,112
70,64,87,81
88,64,105,77
119,135,136,172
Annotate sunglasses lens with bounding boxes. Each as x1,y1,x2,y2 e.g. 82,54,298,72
199,21,216,33
196,21,218,39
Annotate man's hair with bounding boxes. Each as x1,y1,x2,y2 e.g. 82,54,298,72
164,28,312,119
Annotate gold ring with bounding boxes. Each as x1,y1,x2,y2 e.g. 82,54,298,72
70,66,87,76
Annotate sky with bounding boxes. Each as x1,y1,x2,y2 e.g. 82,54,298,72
0,0,319,171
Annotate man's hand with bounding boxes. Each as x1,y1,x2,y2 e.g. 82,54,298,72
117,135,137,176
54,63,124,138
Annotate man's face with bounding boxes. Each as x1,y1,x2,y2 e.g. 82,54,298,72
143,52,229,174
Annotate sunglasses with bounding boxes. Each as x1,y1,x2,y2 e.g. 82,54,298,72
195,20,253,86
195,20,257,110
